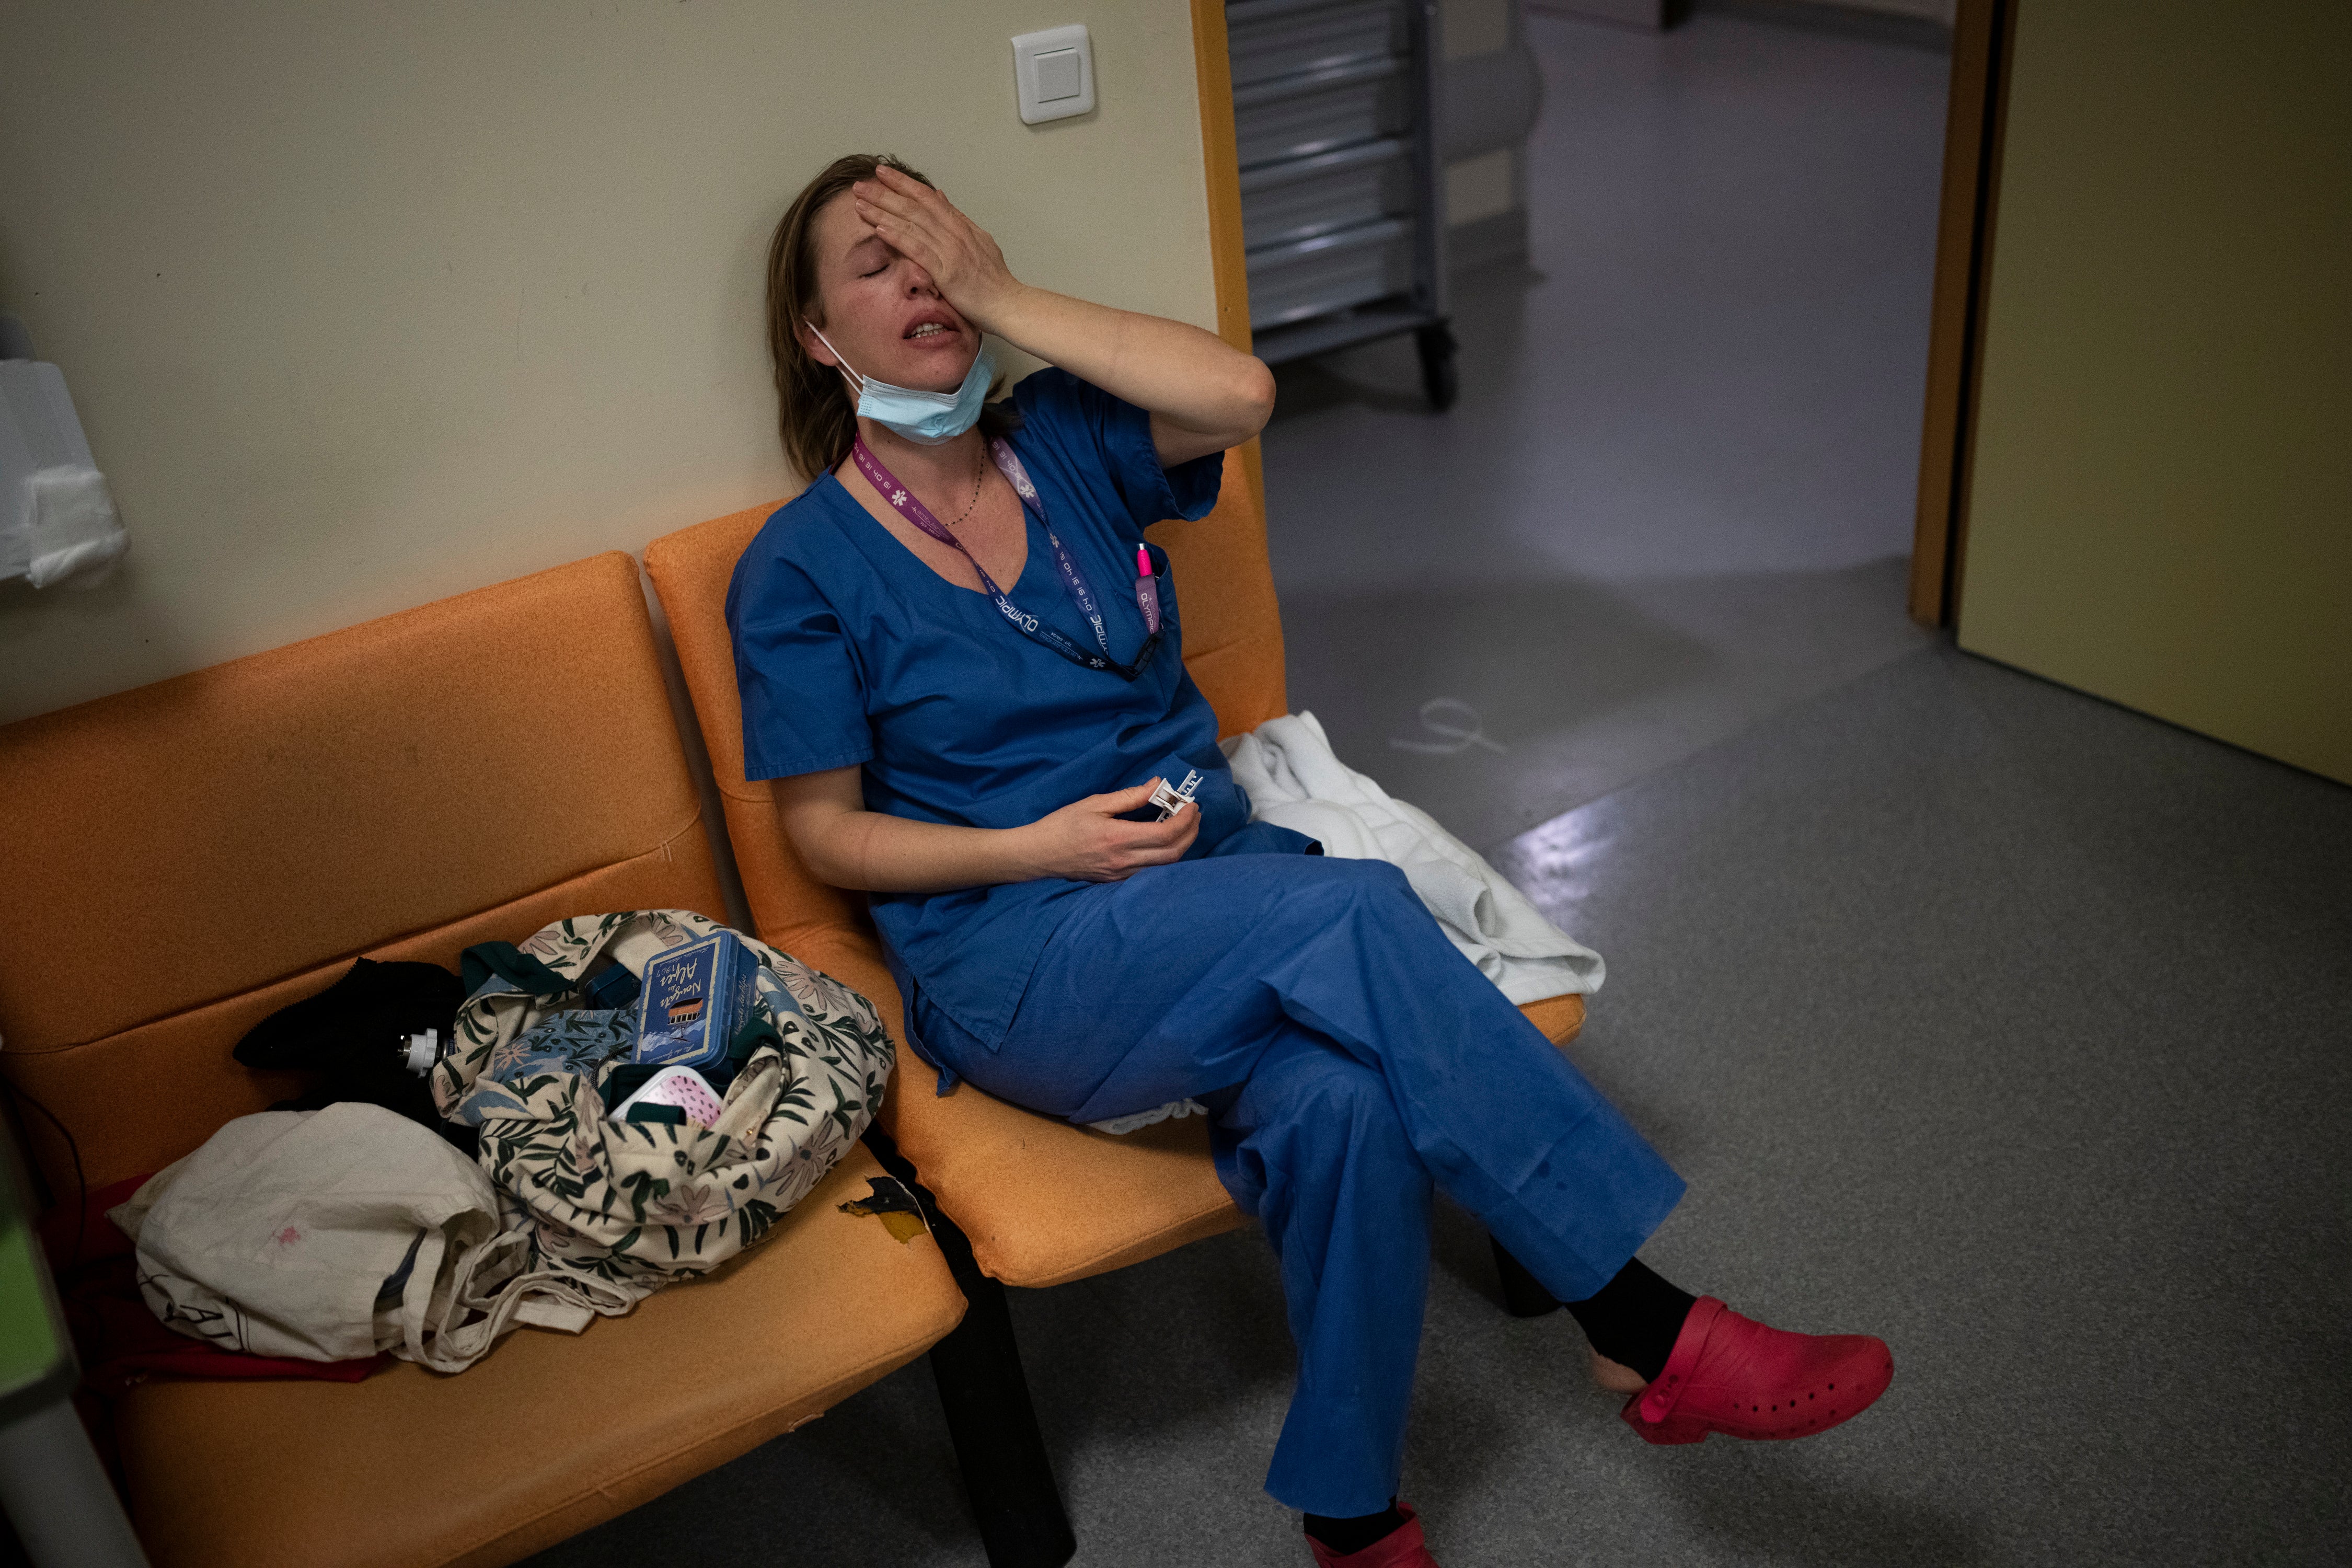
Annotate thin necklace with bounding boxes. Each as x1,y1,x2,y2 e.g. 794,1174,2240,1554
938,451,986,529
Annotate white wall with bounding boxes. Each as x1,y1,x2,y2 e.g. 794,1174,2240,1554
1441,0,1515,57
1437,0,1528,233
0,0,1217,724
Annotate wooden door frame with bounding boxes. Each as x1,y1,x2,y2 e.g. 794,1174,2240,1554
1910,0,2020,627
1191,0,1254,356
1189,0,1269,516
1207,0,2012,620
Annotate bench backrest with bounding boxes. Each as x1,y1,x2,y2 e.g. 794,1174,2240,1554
642,440,1288,951
0,551,730,1193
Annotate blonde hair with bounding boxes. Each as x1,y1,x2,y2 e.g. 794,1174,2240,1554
764,153,1013,482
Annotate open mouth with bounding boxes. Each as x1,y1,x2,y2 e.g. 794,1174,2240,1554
904,316,958,341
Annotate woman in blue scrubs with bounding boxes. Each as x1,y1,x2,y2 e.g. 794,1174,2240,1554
730,155,1892,1568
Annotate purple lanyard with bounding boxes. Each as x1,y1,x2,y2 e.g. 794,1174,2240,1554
852,435,1164,680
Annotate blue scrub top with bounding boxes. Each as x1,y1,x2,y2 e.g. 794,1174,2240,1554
727,367,1256,1049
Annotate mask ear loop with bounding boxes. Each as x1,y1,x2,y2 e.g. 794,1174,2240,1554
805,322,867,399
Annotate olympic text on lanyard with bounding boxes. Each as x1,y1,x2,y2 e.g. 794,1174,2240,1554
852,435,1163,681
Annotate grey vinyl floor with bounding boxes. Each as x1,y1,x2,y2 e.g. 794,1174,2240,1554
532,11,2352,1568
539,643,2352,1568
1261,6,1948,847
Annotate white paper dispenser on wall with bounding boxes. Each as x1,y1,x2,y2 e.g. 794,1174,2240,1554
1,320,129,590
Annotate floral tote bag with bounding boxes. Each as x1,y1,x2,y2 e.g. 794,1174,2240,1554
427,910,894,1317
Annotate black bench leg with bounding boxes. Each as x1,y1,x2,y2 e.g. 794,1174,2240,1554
864,1129,1076,1568
1490,1234,1564,1319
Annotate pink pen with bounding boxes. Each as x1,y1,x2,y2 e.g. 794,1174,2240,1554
1135,544,1161,634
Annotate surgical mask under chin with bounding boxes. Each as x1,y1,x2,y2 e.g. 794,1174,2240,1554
809,324,995,446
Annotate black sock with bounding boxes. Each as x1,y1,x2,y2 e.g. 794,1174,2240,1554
1305,1502,1406,1556
1563,1256,1698,1382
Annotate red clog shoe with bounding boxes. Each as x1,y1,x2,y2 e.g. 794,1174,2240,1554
1619,1296,1893,1446
1307,1504,1443,1568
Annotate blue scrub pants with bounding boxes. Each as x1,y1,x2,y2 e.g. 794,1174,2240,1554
909,854,1685,1517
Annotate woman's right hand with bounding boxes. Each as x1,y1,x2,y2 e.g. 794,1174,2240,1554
1016,780,1200,882
851,164,1024,332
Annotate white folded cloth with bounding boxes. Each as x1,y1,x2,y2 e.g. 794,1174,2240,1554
1222,710,1604,1005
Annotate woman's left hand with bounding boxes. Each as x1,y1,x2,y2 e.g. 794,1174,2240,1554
853,165,1023,329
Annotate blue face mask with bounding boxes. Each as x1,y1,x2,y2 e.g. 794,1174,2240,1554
808,325,995,446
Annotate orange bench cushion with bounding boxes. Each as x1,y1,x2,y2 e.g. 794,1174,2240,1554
646,448,1585,1289
0,552,725,1191
0,550,965,1567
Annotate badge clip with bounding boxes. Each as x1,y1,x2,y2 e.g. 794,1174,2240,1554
1147,768,1203,822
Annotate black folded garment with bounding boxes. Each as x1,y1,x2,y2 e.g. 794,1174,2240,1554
234,957,474,1155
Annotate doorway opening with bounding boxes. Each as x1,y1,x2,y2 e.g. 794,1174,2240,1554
1255,3,1954,850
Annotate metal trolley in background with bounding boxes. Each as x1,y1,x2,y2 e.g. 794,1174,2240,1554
1227,0,1457,409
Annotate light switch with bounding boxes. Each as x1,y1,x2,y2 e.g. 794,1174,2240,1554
1011,24,1094,125
1035,48,1083,103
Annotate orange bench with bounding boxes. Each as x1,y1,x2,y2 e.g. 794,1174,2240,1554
0,552,969,1568
644,439,1587,1295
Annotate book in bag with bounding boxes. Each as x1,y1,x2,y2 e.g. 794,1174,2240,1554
630,932,757,1076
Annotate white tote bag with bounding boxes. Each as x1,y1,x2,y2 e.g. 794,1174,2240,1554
115,1103,587,1374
